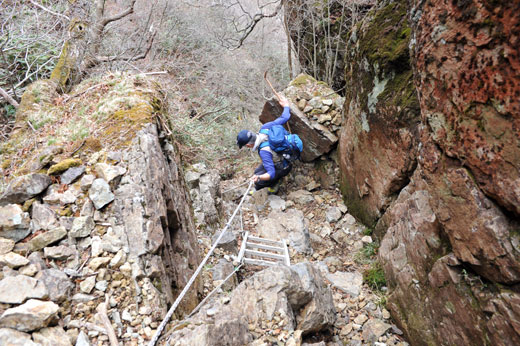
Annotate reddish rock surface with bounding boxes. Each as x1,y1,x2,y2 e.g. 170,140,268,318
412,0,520,215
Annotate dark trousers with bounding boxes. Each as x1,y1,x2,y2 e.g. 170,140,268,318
254,161,292,190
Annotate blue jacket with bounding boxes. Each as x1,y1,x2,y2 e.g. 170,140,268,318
258,106,291,179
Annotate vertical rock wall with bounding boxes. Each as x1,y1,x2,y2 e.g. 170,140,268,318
289,0,520,344
377,0,520,345
338,0,421,228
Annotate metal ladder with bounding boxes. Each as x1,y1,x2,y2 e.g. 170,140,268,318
237,231,290,267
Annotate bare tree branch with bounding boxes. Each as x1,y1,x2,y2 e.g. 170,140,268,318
101,0,137,27
0,86,19,108
29,0,70,21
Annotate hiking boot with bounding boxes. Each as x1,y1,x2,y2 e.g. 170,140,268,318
267,183,280,195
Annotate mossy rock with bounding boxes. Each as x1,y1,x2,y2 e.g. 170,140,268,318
290,74,318,86
47,158,82,175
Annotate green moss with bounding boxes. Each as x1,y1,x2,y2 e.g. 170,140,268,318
377,69,420,121
50,41,71,89
290,74,317,86
47,158,82,175
359,1,411,71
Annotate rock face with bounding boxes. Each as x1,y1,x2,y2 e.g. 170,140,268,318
167,263,336,344
259,74,343,162
0,73,203,344
282,0,520,344
374,0,520,345
338,0,421,227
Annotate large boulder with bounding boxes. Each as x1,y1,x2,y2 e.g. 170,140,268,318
338,0,421,227
0,299,59,332
0,174,52,206
259,74,343,162
167,262,336,344
257,209,312,254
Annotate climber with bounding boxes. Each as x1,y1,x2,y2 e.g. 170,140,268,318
236,96,303,194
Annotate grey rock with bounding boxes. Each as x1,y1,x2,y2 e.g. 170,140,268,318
0,252,29,268
28,252,47,271
291,262,337,333
75,330,90,346
185,170,202,189
28,226,67,251
94,163,126,186
19,263,39,277
88,179,114,209
212,259,238,291
288,190,315,204
326,271,363,297
95,280,108,292
70,216,94,238
0,299,59,332
109,250,126,268
267,195,286,211
59,216,75,230
80,277,96,294
326,206,342,223
0,275,48,304
0,238,15,255
61,166,86,185
71,294,96,303
0,174,51,206
212,231,237,254
44,245,76,260
0,204,31,242
362,319,392,344
43,190,77,205
331,229,349,244
80,175,95,192
36,269,74,303
30,202,57,231
258,209,312,254
33,326,72,346
107,151,122,162
0,327,38,346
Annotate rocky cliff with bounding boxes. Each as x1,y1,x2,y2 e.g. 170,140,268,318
0,74,201,344
289,0,520,344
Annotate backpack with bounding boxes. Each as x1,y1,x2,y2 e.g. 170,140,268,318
259,125,303,162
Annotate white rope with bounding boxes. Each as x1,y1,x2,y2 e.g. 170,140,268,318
186,263,243,319
148,180,254,346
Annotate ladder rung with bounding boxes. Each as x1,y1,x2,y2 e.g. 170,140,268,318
248,235,283,246
245,249,285,261
237,231,249,263
246,242,284,253
243,258,279,266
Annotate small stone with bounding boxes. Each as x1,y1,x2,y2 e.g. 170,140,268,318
325,206,342,223
30,202,57,231
75,330,90,346
382,309,391,320
361,236,373,244
70,216,95,238
94,163,126,185
120,262,132,275
0,238,15,255
71,294,95,303
80,175,96,192
88,257,111,270
44,245,75,260
206,307,217,317
80,276,96,294
0,327,37,345
95,280,108,292
88,179,114,210
353,314,368,325
19,263,39,277
0,204,31,242
32,326,72,346
28,226,67,251
60,166,86,185
121,310,132,322
0,252,29,268
0,174,52,206
43,190,76,205
109,250,126,268
0,299,59,332
0,275,48,304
